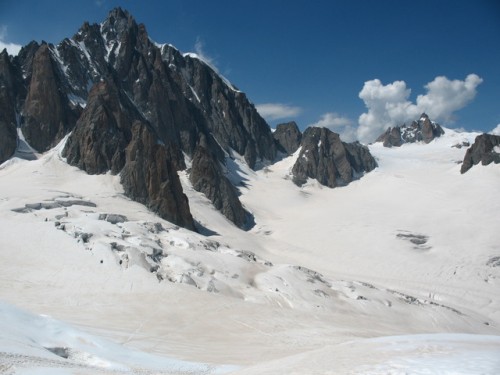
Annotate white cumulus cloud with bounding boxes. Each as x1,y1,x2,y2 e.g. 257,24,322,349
309,112,357,142
416,74,483,121
490,124,500,136
256,103,302,121
357,74,483,143
0,26,22,56
309,112,352,128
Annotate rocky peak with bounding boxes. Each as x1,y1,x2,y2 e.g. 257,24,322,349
273,121,302,155
0,50,16,89
14,41,40,83
419,113,430,121
22,43,79,152
460,133,500,173
100,7,136,40
413,113,444,144
0,50,19,163
62,78,132,174
376,113,444,147
14,7,277,170
71,22,108,78
292,127,377,188
0,48,25,106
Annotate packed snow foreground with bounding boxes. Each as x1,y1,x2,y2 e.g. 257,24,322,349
1,128,500,374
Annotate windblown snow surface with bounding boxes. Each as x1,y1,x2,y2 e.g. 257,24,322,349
0,128,499,374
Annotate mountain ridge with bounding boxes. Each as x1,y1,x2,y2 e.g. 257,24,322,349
0,7,380,230
2,7,497,232
1,7,279,229
375,113,445,147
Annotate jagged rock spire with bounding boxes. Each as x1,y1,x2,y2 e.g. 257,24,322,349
0,50,19,163
375,114,444,147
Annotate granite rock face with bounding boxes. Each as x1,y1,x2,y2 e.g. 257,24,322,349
62,79,131,175
376,127,403,148
292,127,377,188
460,134,500,174
376,113,444,147
0,50,19,163
164,49,278,168
273,121,302,155
418,114,444,143
343,141,378,174
62,77,194,229
22,44,79,152
121,122,195,230
190,146,248,229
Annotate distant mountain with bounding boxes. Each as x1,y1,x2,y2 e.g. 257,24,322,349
375,113,445,147
290,127,377,188
0,7,377,229
271,122,377,188
273,121,302,155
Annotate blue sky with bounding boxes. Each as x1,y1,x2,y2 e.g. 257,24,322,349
1,0,499,141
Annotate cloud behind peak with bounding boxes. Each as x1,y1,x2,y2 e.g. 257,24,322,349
357,74,483,143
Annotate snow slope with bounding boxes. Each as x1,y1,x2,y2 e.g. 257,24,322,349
0,300,235,374
1,128,499,374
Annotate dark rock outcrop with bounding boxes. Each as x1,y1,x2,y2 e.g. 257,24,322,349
190,146,248,228
376,126,403,148
22,43,78,152
167,50,278,168
63,79,131,174
460,134,500,174
418,114,444,143
451,141,470,149
0,50,19,163
344,141,378,174
273,121,302,155
62,77,194,230
292,127,377,188
121,122,195,230
376,113,444,147
98,214,128,224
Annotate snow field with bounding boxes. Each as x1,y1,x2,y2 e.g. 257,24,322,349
1,128,499,373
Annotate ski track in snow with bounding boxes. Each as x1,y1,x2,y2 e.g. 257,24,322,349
1,128,500,374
